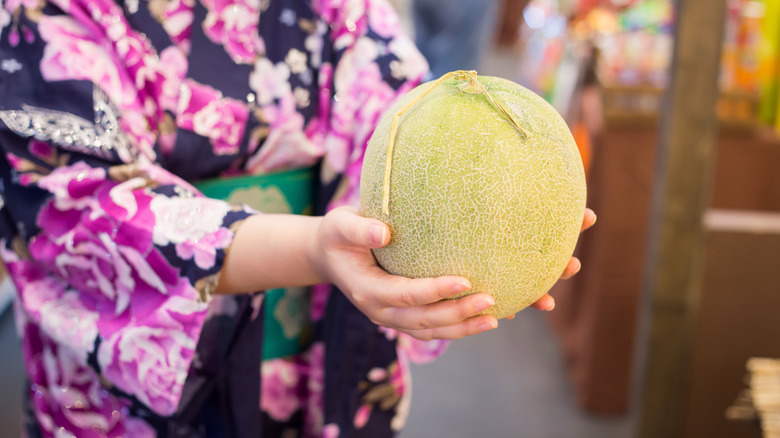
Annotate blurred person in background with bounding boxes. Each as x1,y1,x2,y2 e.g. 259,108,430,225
412,0,502,76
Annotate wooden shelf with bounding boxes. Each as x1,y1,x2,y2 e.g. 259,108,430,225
599,84,766,133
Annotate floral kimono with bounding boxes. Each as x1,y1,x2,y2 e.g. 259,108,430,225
0,0,447,436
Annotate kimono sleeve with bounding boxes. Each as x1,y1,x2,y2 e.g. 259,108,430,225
0,15,255,417
0,134,254,417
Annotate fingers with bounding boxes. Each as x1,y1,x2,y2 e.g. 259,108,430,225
403,315,498,340
560,257,581,279
582,208,597,232
327,206,390,249
364,273,472,308
347,273,496,338
383,292,495,330
530,293,555,311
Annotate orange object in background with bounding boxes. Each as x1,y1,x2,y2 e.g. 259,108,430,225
572,80,602,179
572,121,593,176
721,0,780,125
734,1,765,93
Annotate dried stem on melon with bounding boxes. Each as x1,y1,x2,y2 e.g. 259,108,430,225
381,70,530,216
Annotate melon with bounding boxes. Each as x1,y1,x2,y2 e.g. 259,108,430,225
359,71,587,319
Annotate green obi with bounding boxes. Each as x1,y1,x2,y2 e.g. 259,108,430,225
195,167,315,360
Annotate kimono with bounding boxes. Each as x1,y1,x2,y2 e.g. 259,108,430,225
0,0,448,436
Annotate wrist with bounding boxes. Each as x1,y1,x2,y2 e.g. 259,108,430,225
306,215,331,285
216,214,328,294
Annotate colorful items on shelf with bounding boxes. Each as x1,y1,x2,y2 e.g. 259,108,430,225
516,0,780,132
590,0,675,88
579,0,674,123
720,0,780,128
515,0,674,118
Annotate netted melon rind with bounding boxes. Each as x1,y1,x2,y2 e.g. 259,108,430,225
360,75,587,319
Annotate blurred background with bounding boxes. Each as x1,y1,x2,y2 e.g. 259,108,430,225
3,0,780,437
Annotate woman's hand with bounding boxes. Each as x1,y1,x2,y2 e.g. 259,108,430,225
310,206,499,341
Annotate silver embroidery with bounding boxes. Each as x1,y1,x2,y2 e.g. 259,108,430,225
0,193,4,211
0,85,137,162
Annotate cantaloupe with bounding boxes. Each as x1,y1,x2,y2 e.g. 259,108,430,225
360,71,587,319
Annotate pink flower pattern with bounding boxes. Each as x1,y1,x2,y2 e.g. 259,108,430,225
21,321,157,438
177,79,249,156
159,0,196,53
98,322,200,416
201,0,264,64
261,358,302,421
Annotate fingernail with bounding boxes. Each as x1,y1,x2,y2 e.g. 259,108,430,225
544,297,556,311
475,297,495,312
574,258,582,274
452,281,471,294
478,320,498,332
592,213,597,225
370,225,386,246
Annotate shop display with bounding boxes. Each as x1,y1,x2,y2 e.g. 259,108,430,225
515,0,674,123
516,0,780,132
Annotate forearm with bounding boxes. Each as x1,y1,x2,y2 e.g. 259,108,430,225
215,214,325,294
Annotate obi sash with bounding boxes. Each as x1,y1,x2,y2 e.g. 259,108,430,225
195,167,315,360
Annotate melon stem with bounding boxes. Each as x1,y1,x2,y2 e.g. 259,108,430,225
382,70,530,216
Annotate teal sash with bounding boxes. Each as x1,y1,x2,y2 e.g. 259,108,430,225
195,168,315,360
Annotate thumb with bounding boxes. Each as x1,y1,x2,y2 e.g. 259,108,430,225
329,206,390,249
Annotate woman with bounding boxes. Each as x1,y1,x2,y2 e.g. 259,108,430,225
0,0,593,436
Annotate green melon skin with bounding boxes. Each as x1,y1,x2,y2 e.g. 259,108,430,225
359,74,587,319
